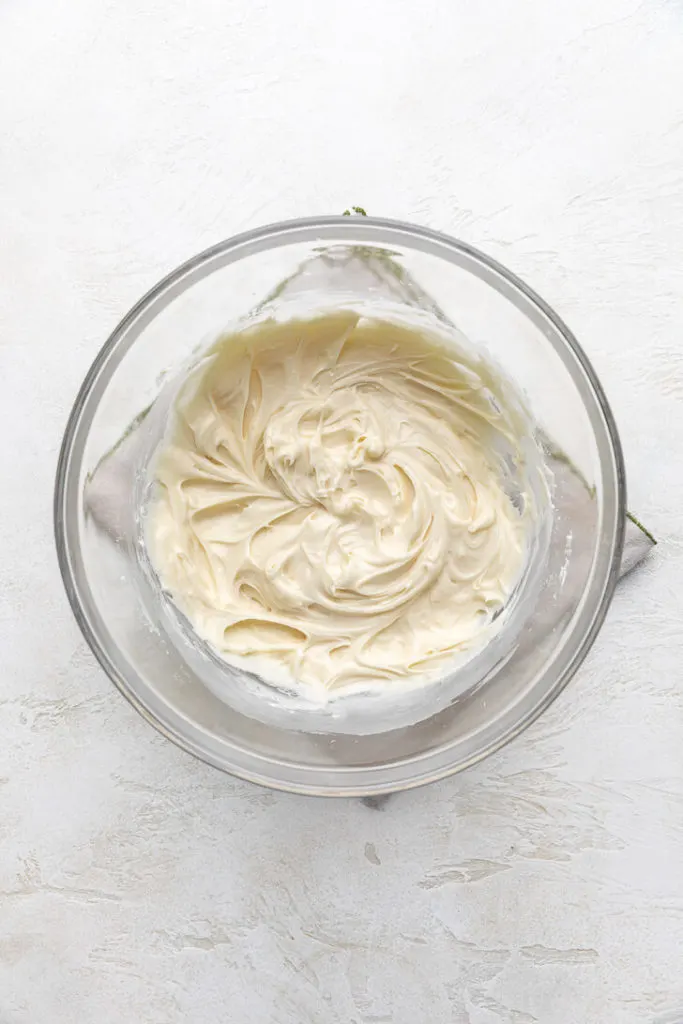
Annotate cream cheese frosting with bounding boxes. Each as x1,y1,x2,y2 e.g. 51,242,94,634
146,313,532,696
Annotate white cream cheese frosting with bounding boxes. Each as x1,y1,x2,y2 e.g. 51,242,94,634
146,313,533,697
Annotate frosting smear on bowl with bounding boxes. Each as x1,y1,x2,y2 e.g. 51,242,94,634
146,313,534,697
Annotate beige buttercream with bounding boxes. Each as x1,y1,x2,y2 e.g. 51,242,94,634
146,313,531,695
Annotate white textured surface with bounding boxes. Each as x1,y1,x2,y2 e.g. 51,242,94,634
0,0,682,1021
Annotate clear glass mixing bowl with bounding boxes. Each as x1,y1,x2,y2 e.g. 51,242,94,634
54,217,625,795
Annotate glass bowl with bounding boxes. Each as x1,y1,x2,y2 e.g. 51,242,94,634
54,216,625,795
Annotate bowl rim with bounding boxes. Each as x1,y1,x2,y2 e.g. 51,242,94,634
54,215,626,796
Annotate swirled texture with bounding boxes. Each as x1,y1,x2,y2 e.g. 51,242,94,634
147,313,531,695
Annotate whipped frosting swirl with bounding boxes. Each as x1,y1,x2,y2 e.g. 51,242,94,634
146,313,532,695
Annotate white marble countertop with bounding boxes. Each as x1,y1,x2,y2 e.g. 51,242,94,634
1,0,682,1021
